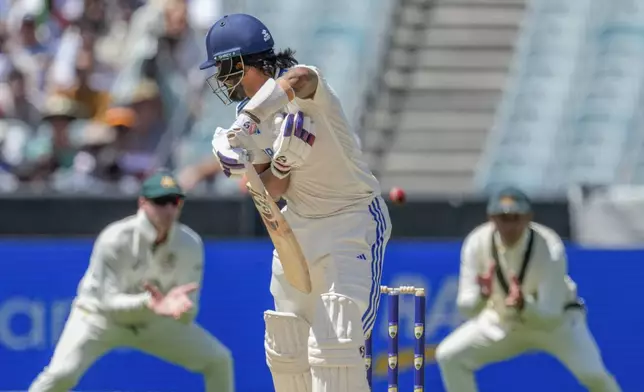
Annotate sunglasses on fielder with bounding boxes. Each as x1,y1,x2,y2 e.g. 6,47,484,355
148,196,183,207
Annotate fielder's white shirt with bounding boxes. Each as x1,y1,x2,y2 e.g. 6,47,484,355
457,221,579,330
74,210,204,325
236,65,382,218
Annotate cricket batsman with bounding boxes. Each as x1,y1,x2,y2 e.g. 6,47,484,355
435,187,622,392
28,171,234,392
202,13,391,392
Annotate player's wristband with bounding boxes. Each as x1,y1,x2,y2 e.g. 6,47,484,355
242,78,294,125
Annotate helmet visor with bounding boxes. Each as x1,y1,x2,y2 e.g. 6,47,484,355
205,55,247,105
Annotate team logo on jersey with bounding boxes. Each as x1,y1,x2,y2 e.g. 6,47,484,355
388,324,398,338
160,176,176,188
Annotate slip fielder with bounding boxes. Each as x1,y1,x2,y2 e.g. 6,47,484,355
202,13,392,392
436,187,621,392
28,171,234,392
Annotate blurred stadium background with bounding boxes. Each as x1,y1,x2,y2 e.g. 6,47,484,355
1,0,643,391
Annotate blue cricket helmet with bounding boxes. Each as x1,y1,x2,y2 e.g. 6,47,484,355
199,13,275,71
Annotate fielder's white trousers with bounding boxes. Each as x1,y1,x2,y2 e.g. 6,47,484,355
436,310,621,392
28,306,234,392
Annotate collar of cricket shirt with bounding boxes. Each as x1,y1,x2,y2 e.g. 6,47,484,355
493,226,531,254
135,209,177,248
275,67,288,79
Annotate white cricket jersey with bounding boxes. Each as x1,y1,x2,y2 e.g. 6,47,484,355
74,210,204,325
237,65,382,218
458,221,579,329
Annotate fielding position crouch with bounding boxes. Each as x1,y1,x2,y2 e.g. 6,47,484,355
436,187,621,392
29,171,234,392
202,13,391,392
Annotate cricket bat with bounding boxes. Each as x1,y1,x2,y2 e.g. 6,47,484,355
227,132,312,294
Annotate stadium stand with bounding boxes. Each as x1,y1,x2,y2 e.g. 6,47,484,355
475,0,599,195
477,0,644,195
6,0,644,199
360,0,526,195
568,1,644,186
0,0,393,195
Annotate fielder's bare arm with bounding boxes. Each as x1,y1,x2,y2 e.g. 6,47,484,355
29,171,234,392
435,187,621,392
201,13,392,392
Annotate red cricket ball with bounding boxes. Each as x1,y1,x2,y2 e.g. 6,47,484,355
389,187,406,204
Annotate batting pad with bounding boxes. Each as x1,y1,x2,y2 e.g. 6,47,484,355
264,310,312,392
308,293,366,367
308,293,370,392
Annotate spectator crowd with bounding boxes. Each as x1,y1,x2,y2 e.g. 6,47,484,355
0,0,231,195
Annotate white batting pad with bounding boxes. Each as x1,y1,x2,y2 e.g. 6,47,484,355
264,310,312,392
308,293,366,367
308,293,370,392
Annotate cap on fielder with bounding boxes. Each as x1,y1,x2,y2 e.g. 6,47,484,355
141,171,186,199
486,186,532,215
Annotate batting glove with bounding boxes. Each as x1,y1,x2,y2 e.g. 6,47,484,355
228,113,275,165
211,127,250,178
271,111,316,179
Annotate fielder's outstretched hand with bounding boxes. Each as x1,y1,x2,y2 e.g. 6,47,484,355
145,282,199,320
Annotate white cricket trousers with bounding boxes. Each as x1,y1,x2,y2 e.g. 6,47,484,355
268,197,391,392
28,306,234,392
436,310,621,392
270,196,391,336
